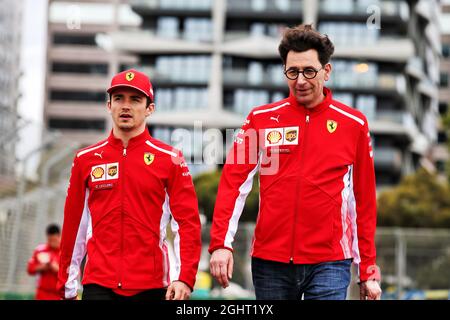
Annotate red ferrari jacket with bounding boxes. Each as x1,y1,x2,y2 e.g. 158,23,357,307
209,88,380,282
58,129,201,299
27,243,60,300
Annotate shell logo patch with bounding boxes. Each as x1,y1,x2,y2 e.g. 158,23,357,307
265,127,299,147
327,120,338,133
267,130,282,145
144,152,155,165
125,72,135,81
91,163,119,182
91,166,105,180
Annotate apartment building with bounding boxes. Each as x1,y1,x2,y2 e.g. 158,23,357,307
436,0,450,176
44,0,140,146
51,0,441,186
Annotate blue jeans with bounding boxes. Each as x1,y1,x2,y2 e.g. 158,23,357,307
251,257,352,300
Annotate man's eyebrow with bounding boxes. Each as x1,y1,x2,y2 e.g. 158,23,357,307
287,65,316,69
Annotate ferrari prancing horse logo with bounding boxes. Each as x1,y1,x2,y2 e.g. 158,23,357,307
126,72,135,81
144,152,155,165
327,120,338,133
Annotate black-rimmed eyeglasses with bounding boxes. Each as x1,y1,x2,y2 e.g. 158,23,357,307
284,67,323,80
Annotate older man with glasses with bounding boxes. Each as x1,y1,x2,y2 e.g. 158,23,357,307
209,24,382,300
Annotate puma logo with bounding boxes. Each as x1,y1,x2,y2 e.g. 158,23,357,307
94,151,103,159
270,115,280,123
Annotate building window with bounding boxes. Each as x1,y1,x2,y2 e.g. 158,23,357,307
439,102,448,114
231,89,270,115
158,0,211,10
50,90,106,103
52,62,108,75
437,131,447,144
356,95,376,121
53,33,97,46
328,60,378,88
440,72,449,88
443,43,450,58
154,88,208,111
48,118,105,131
319,22,380,46
183,18,213,42
154,55,211,83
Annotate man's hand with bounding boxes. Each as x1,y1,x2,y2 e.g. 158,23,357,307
165,281,192,300
359,280,382,300
210,249,233,288
49,261,59,273
34,263,50,272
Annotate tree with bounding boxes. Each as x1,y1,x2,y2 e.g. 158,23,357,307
377,169,450,228
443,109,450,184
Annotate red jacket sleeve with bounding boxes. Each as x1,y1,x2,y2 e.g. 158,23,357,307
209,112,260,254
57,154,89,299
353,119,381,282
166,152,201,290
27,248,40,275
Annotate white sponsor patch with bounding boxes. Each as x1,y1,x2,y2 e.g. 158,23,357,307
91,163,119,182
283,126,299,145
91,164,106,182
106,162,119,180
264,127,299,147
265,128,284,147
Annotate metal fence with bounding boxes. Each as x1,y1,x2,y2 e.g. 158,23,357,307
200,224,450,300
0,139,79,295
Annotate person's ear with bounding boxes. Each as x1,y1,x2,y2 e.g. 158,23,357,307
146,103,155,117
324,63,332,81
107,100,112,114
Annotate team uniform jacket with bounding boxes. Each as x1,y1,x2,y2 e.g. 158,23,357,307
209,87,380,282
57,129,201,299
27,243,60,300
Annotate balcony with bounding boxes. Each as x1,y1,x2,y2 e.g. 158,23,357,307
329,73,405,97
136,59,211,87
130,0,212,17
49,74,108,91
333,37,415,62
47,102,106,119
108,30,213,53
227,0,303,19
374,110,408,126
319,0,409,22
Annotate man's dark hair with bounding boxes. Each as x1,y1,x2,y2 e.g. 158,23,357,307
278,24,335,66
46,224,60,235
108,93,152,108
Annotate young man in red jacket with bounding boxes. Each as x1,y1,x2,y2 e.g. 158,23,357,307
27,224,61,300
57,69,201,300
209,24,382,300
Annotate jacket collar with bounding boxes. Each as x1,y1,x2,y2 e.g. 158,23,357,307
288,87,333,115
107,128,151,150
